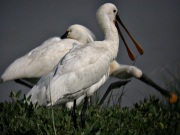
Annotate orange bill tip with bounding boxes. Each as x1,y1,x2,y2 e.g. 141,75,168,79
127,47,136,61
133,41,144,55
168,92,178,104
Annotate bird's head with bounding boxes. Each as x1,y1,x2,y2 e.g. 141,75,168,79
97,3,144,61
61,24,96,45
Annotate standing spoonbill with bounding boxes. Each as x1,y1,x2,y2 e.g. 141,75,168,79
27,3,143,128
61,25,178,108
0,24,95,87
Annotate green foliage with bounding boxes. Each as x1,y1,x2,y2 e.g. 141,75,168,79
0,92,179,135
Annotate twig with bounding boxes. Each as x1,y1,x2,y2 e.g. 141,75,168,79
98,80,130,106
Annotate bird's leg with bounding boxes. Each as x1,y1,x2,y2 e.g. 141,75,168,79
81,96,88,129
71,99,78,129
98,80,130,106
15,78,39,88
14,79,34,88
139,73,178,103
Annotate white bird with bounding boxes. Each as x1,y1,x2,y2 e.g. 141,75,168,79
19,26,126,108
0,24,95,86
99,61,178,105
26,3,143,128
65,60,178,109
63,18,178,109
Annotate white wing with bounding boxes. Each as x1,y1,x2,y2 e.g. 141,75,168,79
1,38,82,82
26,42,84,105
27,42,112,106
26,68,55,106
46,42,112,106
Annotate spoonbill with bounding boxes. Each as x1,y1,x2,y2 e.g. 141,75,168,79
0,24,95,87
65,60,178,109
107,61,178,104
27,3,143,128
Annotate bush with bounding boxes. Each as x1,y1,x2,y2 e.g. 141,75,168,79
0,91,179,135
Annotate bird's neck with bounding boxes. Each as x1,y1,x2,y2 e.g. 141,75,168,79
99,16,119,42
104,22,119,43
97,14,119,60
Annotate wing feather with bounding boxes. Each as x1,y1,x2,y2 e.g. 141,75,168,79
1,38,82,81
46,42,111,105
28,41,112,106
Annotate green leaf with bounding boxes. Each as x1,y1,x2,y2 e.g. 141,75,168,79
9,91,16,98
16,90,22,98
96,130,101,135
159,122,164,129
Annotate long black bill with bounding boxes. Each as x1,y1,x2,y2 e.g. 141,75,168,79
61,31,69,39
140,73,178,104
115,14,144,61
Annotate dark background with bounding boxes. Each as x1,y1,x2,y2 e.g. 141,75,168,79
0,0,180,107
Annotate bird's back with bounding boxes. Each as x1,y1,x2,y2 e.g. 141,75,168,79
45,41,112,105
1,38,82,82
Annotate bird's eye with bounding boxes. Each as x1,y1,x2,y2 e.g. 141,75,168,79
113,10,116,13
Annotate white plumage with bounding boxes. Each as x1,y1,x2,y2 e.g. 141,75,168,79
26,2,177,109
1,24,95,82
66,61,143,109
109,61,142,79
27,3,121,106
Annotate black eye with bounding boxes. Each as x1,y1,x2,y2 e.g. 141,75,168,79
113,10,116,13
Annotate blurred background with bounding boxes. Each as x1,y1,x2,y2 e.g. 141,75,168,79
0,0,180,107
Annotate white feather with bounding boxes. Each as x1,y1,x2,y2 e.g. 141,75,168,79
27,3,120,107
1,24,96,82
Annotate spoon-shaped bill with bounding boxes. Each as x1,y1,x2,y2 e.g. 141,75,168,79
115,21,135,61
116,14,144,55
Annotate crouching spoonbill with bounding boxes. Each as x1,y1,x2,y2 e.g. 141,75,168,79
65,61,178,109
96,61,178,106
0,24,95,87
